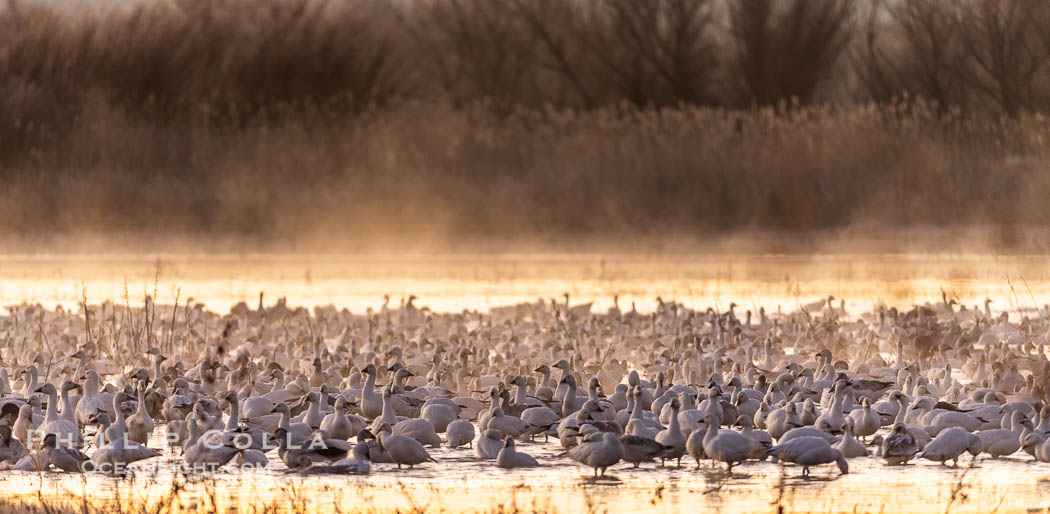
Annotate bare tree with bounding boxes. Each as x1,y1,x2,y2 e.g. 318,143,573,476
588,0,717,107
509,0,719,109
954,0,1050,117
856,0,963,112
729,0,856,106
411,0,543,113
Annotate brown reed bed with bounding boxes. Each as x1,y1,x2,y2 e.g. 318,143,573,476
3,0,1050,253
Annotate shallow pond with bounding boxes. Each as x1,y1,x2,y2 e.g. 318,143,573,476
3,253,1050,513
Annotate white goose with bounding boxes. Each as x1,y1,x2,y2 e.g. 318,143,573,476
920,426,982,466
446,420,476,448
567,432,623,478
38,383,82,449
126,384,155,446
769,436,848,477
496,436,539,468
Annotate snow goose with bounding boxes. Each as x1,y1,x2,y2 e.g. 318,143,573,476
497,436,539,468
446,419,476,448
88,432,160,474
359,364,383,420
486,407,526,439
477,428,504,459
779,426,836,444
920,427,982,466
268,403,313,445
58,380,80,426
371,386,403,433
833,419,868,458
568,432,623,478
768,436,848,477
214,391,269,451
520,405,559,442
299,442,372,475
765,403,802,441
1021,432,1050,462
620,434,672,468
183,417,240,470
735,415,772,460
654,398,686,466
976,410,1025,457
420,402,457,433
41,433,87,472
0,426,26,464
813,382,846,432
881,424,920,464
393,418,442,447
14,403,41,445
319,398,364,441
377,430,435,469
126,384,155,446
702,413,764,472
274,428,349,468
559,375,586,417
38,383,82,449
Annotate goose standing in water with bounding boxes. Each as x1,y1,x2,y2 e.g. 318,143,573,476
769,436,849,477
126,384,155,446
702,413,764,472
359,364,384,420
686,425,707,469
378,430,436,469
881,424,920,465
568,432,623,478
320,398,366,441
183,417,241,470
920,427,983,467
38,383,82,449
832,419,868,458
976,410,1025,458
497,436,539,469
620,434,672,468
42,433,88,472
654,398,686,466
849,398,880,442
447,420,476,448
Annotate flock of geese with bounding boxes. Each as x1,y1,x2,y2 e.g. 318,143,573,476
0,293,1048,480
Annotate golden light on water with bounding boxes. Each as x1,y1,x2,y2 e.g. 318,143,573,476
4,253,1050,315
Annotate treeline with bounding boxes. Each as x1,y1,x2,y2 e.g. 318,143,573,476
5,0,1050,128
3,0,1050,250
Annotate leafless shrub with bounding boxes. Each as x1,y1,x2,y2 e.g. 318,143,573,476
729,0,857,106
856,0,964,112
953,0,1050,117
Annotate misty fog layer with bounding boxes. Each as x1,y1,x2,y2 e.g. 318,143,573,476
3,0,1050,253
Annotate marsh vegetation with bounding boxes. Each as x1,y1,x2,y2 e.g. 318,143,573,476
4,0,1050,251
